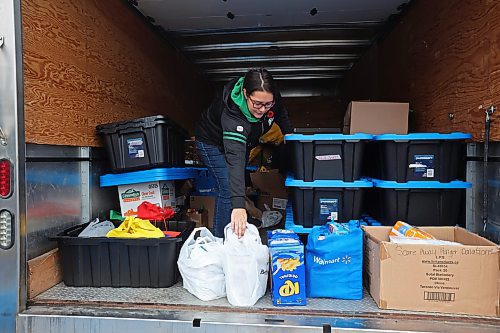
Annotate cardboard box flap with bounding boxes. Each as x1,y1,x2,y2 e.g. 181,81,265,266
454,227,498,246
365,226,498,247
250,169,287,197
420,227,456,242
362,226,391,242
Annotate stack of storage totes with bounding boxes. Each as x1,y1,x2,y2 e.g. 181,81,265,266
365,133,472,226
284,133,373,233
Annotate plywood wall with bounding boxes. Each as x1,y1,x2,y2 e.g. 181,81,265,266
22,0,213,147
283,96,344,130
341,0,500,141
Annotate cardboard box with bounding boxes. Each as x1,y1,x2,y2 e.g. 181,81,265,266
251,170,288,223
257,194,287,217
343,101,409,135
185,209,208,228
190,195,216,229
118,181,175,217
363,226,499,316
250,169,288,197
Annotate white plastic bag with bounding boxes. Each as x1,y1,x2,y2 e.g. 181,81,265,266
177,227,226,301
223,224,269,306
78,218,114,238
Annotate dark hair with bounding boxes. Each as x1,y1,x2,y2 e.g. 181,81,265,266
243,68,277,96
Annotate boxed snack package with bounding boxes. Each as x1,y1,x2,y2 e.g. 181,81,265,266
268,231,306,306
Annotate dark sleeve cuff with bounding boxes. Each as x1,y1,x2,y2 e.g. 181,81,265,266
231,196,246,209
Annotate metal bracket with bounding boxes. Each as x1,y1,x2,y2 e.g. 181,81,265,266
0,36,4,48
0,126,7,145
485,105,496,121
482,105,496,233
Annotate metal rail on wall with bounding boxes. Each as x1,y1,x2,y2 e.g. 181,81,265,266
482,105,497,241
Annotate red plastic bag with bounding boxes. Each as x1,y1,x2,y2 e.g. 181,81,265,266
136,201,175,231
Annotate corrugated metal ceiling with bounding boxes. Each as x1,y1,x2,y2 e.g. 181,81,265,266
128,0,411,94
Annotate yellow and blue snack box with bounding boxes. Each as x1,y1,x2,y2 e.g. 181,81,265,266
268,235,306,306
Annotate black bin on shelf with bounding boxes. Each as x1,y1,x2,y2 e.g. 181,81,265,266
285,133,372,182
96,115,188,172
366,179,471,227
372,133,470,182
286,177,372,228
52,220,195,288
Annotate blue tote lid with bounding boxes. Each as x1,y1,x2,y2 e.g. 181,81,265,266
285,176,373,188
285,133,373,142
374,132,471,141
371,179,472,189
100,167,200,187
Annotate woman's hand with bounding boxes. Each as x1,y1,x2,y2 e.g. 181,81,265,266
231,208,247,238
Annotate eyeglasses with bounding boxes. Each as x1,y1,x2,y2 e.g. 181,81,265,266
248,96,275,110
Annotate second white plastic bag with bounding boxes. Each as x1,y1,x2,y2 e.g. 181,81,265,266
177,227,226,301
223,224,269,306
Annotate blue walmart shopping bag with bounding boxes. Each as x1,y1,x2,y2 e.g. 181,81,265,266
305,221,363,299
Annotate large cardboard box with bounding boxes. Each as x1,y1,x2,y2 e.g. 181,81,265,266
363,226,499,316
190,195,216,229
343,101,409,135
118,181,175,217
250,170,288,222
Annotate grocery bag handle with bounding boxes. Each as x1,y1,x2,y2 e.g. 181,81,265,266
224,223,261,244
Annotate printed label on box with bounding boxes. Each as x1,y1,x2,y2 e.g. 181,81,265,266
315,154,341,161
319,198,338,222
160,181,176,207
121,189,140,202
127,138,145,158
118,182,162,217
411,154,434,178
273,198,288,210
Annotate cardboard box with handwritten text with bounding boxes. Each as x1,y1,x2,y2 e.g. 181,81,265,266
363,226,498,316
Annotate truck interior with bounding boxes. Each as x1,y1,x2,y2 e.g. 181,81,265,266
2,0,498,332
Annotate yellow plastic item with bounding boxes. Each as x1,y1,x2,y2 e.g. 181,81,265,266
389,221,435,240
106,216,165,239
